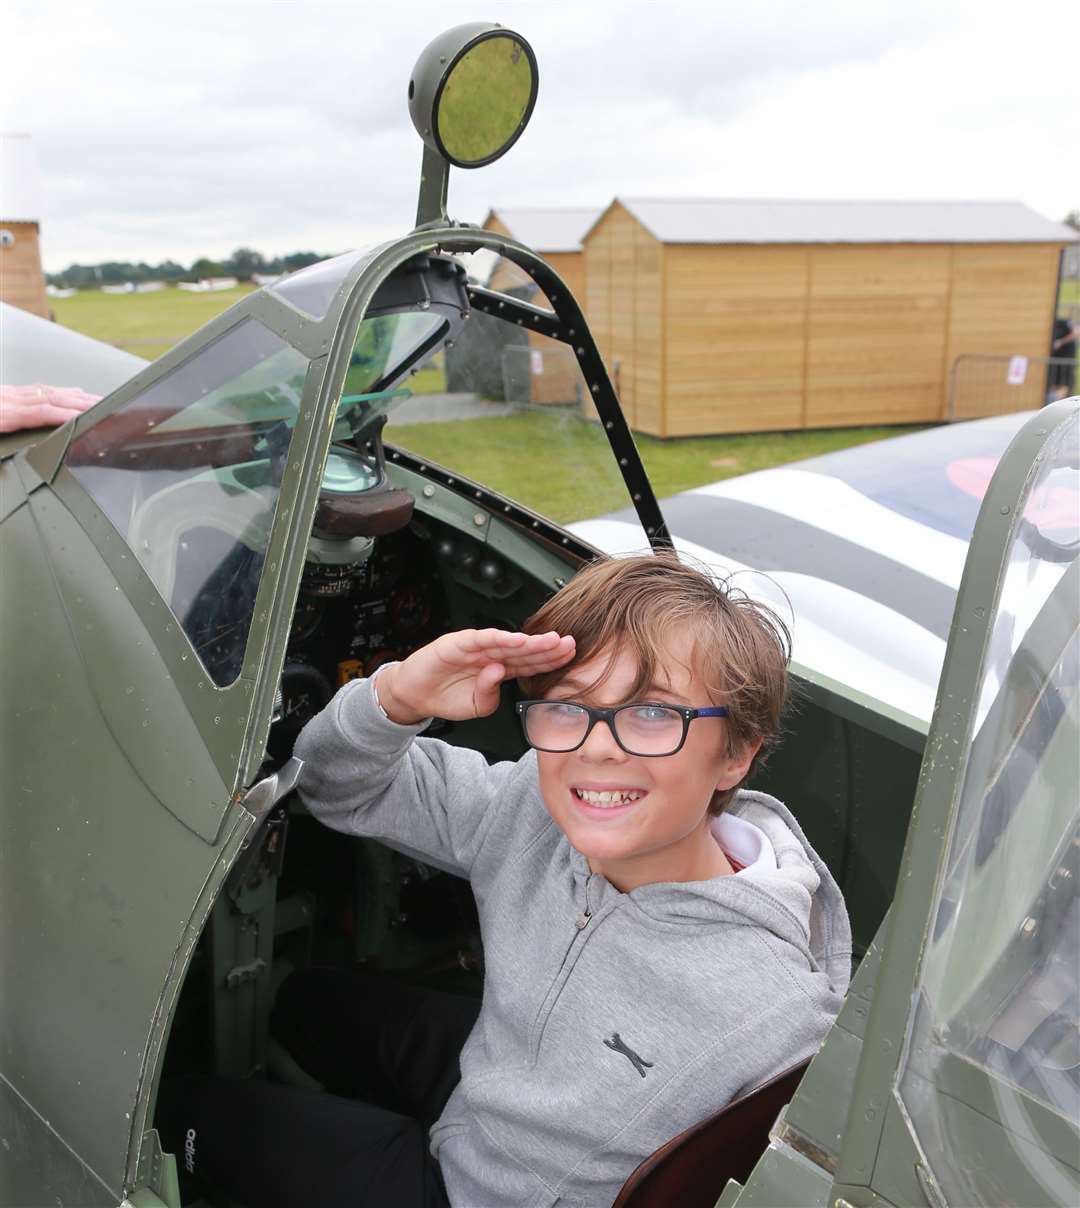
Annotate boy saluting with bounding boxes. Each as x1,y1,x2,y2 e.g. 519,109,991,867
165,553,850,1208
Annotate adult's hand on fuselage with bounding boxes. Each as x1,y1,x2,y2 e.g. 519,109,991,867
0,383,101,434
376,628,575,725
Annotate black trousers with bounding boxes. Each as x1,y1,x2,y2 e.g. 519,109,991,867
156,969,481,1208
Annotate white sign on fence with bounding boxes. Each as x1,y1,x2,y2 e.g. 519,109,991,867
1006,355,1028,385
530,349,543,376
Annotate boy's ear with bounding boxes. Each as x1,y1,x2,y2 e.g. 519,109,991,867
716,738,762,790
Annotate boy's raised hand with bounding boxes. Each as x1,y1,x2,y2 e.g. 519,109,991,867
375,629,575,725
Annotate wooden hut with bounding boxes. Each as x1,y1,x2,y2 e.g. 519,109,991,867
483,207,596,301
0,134,49,319
482,207,599,404
583,198,1078,436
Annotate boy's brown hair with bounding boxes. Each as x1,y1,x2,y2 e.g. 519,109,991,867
519,552,791,814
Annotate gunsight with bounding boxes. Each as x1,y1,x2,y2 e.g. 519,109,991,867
408,22,538,228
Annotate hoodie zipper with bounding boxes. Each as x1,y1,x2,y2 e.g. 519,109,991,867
574,873,594,930
529,873,600,1059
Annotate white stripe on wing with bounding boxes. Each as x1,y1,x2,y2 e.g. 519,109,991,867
690,469,968,588
568,518,943,725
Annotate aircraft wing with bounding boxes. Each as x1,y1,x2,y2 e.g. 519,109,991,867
1,300,146,393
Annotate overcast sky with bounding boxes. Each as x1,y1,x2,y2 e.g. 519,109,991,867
5,0,1078,271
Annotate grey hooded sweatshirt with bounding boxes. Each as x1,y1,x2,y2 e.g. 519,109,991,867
295,676,852,1208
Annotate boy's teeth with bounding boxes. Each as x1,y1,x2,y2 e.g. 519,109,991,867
575,789,643,807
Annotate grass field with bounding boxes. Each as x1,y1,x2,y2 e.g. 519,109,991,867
51,286,256,361
49,286,448,392
388,410,925,523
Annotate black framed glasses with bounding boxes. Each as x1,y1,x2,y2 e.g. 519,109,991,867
516,700,730,757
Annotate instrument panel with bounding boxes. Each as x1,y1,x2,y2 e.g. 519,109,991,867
267,526,446,759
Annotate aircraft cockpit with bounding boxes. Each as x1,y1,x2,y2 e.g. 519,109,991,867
63,252,472,688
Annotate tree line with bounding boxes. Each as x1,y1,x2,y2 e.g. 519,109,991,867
47,246,329,288
47,213,1080,290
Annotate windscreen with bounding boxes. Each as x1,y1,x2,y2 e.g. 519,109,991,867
62,304,457,687
271,248,368,319
65,320,309,686
896,409,1079,1207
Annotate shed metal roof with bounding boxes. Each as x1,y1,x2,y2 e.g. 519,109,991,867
603,198,1078,246
484,207,602,253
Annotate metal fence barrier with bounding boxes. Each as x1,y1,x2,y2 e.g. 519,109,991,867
948,354,1078,420
500,345,584,407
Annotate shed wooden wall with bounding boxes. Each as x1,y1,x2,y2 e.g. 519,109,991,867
665,245,806,435
484,214,524,293
482,216,586,306
584,204,662,431
585,204,1065,436
482,217,588,405
802,244,949,428
803,243,1060,428
945,244,1062,413
545,249,586,306
0,221,48,319
526,250,586,406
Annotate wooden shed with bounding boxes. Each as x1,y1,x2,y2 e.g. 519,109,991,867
483,207,596,301
584,198,1078,436
482,207,599,404
0,134,49,319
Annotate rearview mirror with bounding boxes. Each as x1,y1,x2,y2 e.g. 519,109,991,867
409,23,539,228
409,22,538,169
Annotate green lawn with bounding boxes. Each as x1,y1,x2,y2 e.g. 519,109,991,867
50,286,450,393
388,409,925,524
51,286,256,361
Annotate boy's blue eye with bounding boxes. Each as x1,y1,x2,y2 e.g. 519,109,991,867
627,705,679,725
542,701,587,724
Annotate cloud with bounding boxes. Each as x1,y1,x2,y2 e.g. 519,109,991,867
5,0,1076,270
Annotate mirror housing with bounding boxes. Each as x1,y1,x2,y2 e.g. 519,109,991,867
409,22,538,227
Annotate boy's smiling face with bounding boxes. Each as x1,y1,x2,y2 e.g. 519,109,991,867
534,637,759,892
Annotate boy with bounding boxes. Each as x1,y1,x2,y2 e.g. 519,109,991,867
164,553,850,1207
